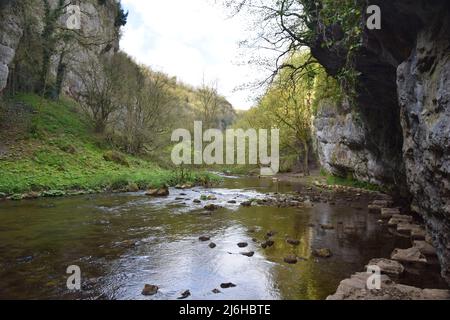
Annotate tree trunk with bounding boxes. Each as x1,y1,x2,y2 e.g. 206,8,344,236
54,52,66,100
303,140,310,176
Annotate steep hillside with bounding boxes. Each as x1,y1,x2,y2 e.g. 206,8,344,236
0,94,218,198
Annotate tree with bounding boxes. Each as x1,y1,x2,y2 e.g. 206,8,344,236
72,54,124,133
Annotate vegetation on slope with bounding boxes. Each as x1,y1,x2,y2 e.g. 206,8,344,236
0,94,219,198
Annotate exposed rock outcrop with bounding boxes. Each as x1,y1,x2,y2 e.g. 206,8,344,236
312,0,450,284
0,0,120,94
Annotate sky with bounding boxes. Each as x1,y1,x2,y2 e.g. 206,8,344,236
119,0,265,110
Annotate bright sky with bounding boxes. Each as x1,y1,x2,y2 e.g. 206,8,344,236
120,0,265,110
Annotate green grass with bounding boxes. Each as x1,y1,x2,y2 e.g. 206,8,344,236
0,94,220,196
320,168,381,192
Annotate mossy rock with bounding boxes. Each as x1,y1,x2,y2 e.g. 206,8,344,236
103,151,130,167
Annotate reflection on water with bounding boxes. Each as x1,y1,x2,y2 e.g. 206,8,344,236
0,177,412,300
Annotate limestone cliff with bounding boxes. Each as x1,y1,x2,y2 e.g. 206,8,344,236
0,0,120,94
312,0,450,284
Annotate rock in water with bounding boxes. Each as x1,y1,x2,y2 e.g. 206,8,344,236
142,284,159,296
286,238,300,246
209,242,217,249
241,251,255,257
204,204,220,211
313,248,332,258
177,290,191,300
199,236,211,242
146,187,169,197
284,255,298,264
212,289,221,294
220,283,237,289
237,242,248,248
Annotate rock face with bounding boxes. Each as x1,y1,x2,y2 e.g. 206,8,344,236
0,0,120,93
312,0,450,284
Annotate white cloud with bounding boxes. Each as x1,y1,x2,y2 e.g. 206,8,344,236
120,0,264,110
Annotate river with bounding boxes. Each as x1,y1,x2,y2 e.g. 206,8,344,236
0,175,430,300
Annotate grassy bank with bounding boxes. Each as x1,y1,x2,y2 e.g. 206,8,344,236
320,169,382,192
0,94,220,198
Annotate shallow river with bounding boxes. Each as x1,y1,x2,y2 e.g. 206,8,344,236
0,176,420,300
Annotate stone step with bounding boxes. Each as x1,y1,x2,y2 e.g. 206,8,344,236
388,214,414,226
391,247,428,265
381,208,401,219
397,223,423,236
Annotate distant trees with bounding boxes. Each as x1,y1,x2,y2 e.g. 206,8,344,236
235,51,321,175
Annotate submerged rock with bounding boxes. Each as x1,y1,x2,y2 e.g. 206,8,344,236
284,255,298,264
142,284,159,296
313,248,333,258
286,238,300,246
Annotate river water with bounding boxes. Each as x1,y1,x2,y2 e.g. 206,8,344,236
0,176,427,300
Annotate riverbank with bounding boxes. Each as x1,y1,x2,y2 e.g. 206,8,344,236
0,94,219,201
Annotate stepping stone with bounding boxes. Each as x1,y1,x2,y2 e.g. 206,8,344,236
366,258,405,278
397,223,422,236
388,214,413,226
381,208,401,219
391,247,427,264
413,241,437,257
